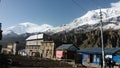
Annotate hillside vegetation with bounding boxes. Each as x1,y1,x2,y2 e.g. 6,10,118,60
52,29,120,49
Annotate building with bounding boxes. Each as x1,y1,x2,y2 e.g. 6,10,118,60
25,33,51,56
1,43,17,54
40,41,55,59
1,48,11,54
18,49,27,56
56,44,78,59
77,48,120,65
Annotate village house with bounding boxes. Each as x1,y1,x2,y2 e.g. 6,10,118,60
25,33,51,56
1,43,17,55
1,48,11,54
77,48,120,66
40,41,55,59
56,44,78,60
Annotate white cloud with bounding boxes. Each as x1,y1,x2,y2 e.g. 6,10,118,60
111,1,120,7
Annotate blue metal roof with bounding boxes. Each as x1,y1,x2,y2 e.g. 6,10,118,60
77,48,120,55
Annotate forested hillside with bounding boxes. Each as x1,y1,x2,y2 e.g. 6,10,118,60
52,29,120,49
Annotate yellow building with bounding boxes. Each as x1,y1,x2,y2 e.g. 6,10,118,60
40,41,55,59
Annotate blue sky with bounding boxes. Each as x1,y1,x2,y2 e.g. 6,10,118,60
0,0,120,29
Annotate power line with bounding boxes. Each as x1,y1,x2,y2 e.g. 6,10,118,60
71,0,85,12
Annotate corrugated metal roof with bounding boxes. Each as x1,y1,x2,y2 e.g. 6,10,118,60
77,48,120,55
26,34,44,40
56,44,77,51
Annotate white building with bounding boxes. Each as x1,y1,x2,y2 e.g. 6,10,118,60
25,33,50,56
1,43,16,55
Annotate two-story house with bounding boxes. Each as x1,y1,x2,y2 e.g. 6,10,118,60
25,33,51,56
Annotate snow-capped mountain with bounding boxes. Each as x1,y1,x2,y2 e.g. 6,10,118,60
3,22,53,35
3,7,120,36
49,7,120,33
74,7,120,26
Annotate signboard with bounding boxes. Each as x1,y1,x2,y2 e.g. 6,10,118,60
56,51,63,58
105,55,112,58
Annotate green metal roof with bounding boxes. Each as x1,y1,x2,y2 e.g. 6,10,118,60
56,44,77,51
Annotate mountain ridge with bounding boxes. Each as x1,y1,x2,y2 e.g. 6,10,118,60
3,7,120,36
3,22,53,35
2,6,120,49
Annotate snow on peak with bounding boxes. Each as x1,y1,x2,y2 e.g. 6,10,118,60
71,7,120,26
18,22,39,28
3,5,120,35
72,7,120,25
40,24,53,28
49,7,120,33
4,22,53,35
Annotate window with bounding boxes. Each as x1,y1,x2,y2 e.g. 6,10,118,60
46,49,49,56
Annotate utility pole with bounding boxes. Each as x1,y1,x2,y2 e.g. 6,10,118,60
36,33,38,46
100,9,105,68
0,23,2,40
0,23,2,53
